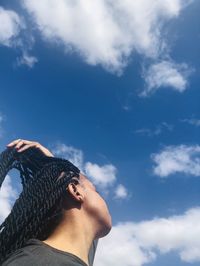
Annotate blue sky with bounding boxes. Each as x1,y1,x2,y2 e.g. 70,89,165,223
0,1,200,266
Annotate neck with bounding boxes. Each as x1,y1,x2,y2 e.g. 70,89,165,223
42,211,95,266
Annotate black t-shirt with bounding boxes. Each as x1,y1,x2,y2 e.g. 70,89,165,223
2,239,98,266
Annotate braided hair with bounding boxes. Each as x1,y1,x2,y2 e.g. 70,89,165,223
0,146,80,263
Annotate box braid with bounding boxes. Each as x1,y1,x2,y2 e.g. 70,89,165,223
0,146,80,264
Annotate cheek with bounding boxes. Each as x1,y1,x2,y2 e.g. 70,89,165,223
96,197,112,237
86,193,110,218
93,195,112,227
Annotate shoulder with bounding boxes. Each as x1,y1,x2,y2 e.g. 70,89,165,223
2,249,37,266
2,239,45,266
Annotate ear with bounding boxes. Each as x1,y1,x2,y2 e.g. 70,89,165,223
67,182,84,203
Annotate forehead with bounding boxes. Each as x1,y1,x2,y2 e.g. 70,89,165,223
79,173,94,187
79,173,89,183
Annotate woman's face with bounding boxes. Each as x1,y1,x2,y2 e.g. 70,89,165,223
79,173,112,238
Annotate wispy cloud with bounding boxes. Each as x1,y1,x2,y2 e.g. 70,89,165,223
0,175,17,224
151,145,200,177
96,206,200,266
0,113,5,138
52,143,84,170
0,6,37,69
181,118,200,127
141,60,193,96
135,122,173,137
16,52,38,68
0,7,23,47
22,0,193,77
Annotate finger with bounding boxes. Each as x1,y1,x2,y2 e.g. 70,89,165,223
7,139,22,147
15,140,35,150
17,143,36,153
15,140,31,149
7,139,35,147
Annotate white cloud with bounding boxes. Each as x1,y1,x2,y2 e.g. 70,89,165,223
141,60,193,96
152,145,200,177
0,175,17,224
0,7,23,47
95,206,200,266
22,0,193,74
114,184,128,199
16,52,38,68
85,162,117,188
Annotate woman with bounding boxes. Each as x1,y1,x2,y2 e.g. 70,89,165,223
0,139,111,265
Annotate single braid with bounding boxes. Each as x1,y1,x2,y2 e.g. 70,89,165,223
0,147,80,263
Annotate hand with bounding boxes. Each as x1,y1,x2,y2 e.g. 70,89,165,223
7,139,54,157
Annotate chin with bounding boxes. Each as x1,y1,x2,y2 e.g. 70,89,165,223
97,216,112,238
98,225,112,238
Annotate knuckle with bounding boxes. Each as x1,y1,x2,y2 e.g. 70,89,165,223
35,142,40,147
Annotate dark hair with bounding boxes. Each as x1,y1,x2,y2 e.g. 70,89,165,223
0,146,80,263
